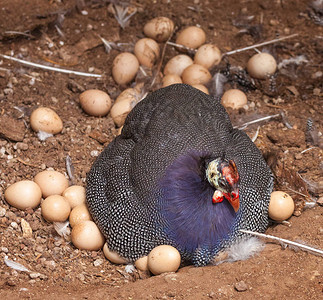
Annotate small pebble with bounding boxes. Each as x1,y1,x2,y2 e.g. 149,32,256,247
93,258,104,267
234,280,248,292
29,272,41,279
0,207,6,217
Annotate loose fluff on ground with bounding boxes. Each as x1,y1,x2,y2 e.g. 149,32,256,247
86,84,273,266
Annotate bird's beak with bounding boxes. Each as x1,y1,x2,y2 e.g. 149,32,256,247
224,189,240,212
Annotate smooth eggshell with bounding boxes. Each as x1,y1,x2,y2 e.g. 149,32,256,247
62,185,86,208
221,89,247,109
112,52,139,85
162,74,182,87
143,17,174,42
69,203,92,227
34,170,69,198
79,89,112,116
176,26,206,50
135,256,149,271
4,180,42,210
181,64,212,85
103,243,128,264
247,52,277,79
30,107,63,134
163,55,193,77
71,221,105,251
268,191,294,221
41,195,71,222
134,38,160,68
191,84,209,94
194,44,221,69
148,245,181,275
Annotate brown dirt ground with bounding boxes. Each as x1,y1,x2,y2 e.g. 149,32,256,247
0,0,322,299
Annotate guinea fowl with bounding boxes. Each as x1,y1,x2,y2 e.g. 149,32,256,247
86,84,273,266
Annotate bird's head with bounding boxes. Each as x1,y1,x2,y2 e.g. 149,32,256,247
206,158,240,212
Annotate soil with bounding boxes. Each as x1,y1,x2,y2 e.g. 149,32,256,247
0,0,322,299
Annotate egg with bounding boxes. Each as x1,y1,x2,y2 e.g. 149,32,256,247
134,38,160,68
110,88,139,127
163,55,193,77
221,89,247,109
71,221,105,250
143,17,174,42
191,84,209,94
30,107,63,134
34,170,69,198
79,89,112,117
247,52,277,79
176,26,206,51
181,64,212,85
41,195,71,222
62,185,86,209
148,245,181,275
103,243,128,264
69,203,92,227
194,44,221,69
162,74,182,87
135,256,149,271
4,180,42,210
112,52,139,85
268,191,294,221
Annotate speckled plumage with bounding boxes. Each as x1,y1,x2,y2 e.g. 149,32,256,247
86,84,273,266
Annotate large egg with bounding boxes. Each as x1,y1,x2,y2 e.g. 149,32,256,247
182,64,211,85
112,52,139,85
34,170,69,198
194,44,221,69
110,88,139,127
163,55,193,77
162,74,182,87
103,243,128,264
79,89,112,117
4,180,42,210
143,17,174,42
268,191,294,221
148,245,181,275
247,52,277,79
62,185,86,209
69,203,92,228
134,38,160,68
176,26,206,50
41,195,71,222
30,107,63,134
192,84,209,94
71,220,105,251
221,89,247,109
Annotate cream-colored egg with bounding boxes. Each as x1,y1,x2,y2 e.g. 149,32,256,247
143,17,174,42
103,243,128,264
194,44,221,69
148,245,181,275
34,170,69,198
110,89,139,127
79,89,112,117
30,107,63,134
135,256,149,271
268,191,294,221
221,89,247,109
134,38,160,68
62,185,86,209
163,55,193,77
162,74,183,87
71,220,105,251
182,64,212,85
4,180,42,210
112,52,139,85
191,84,209,94
247,52,277,79
176,26,206,50
69,203,92,227
41,195,71,222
